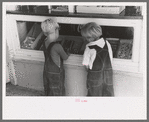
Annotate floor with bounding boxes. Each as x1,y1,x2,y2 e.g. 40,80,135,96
6,82,44,96
6,72,144,97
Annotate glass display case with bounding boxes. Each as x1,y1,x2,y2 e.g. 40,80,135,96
17,21,134,59
6,13,142,72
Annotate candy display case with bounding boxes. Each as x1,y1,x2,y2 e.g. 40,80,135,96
15,20,136,59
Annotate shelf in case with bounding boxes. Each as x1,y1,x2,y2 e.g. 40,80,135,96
6,11,143,20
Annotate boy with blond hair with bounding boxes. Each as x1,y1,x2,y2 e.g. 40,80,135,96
81,22,114,96
41,18,69,96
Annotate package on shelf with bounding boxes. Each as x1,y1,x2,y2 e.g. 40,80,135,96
116,39,133,59
21,37,35,49
34,6,49,13
76,5,125,14
51,5,68,12
21,22,43,50
51,5,69,14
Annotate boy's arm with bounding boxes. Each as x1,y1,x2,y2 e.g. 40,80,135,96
106,41,113,63
82,46,91,66
56,44,69,60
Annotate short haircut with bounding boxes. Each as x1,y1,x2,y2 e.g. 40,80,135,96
81,22,102,41
41,18,59,36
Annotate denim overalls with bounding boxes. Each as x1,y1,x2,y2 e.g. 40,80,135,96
43,41,65,96
87,39,114,96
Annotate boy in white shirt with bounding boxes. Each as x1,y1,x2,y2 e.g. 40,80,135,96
81,22,114,96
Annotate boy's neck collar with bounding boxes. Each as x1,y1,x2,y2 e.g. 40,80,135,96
87,37,105,48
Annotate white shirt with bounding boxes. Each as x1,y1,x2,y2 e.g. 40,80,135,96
82,38,113,69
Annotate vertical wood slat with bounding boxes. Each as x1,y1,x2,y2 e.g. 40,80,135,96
6,17,18,85
132,21,142,63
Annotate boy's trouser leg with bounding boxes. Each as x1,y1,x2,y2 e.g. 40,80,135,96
102,83,114,96
47,70,65,96
87,85,103,96
43,71,49,96
87,83,114,96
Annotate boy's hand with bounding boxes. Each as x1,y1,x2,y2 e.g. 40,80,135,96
66,48,70,56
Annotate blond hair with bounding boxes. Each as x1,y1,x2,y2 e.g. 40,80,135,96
41,18,59,36
81,22,102,41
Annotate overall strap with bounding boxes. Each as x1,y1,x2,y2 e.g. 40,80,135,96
88,45,102,52
42,39,47,59
103,38,108,50
43,41,56,62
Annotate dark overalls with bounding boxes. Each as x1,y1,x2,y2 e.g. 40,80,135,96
43,41,65,96
87,39,114,96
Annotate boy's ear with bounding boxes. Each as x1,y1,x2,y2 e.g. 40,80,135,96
77,24,85,32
